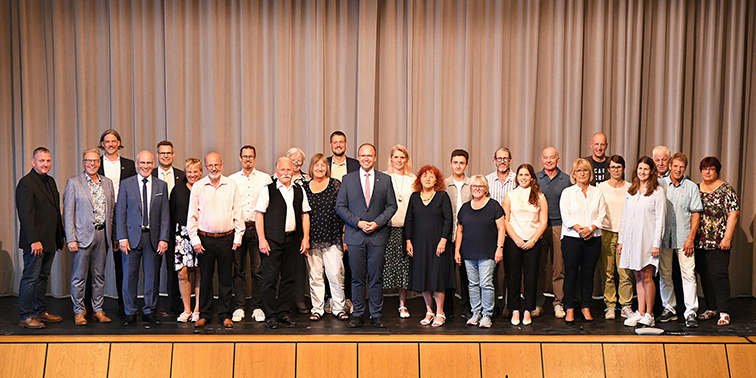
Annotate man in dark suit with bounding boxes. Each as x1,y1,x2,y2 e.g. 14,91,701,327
116,151,170,326
16,147,65,329
335,143,397,328
97,129,137,314
63,148,116,326
152,140,185,315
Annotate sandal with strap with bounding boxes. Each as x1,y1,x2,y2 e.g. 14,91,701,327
398,306,410,319
420,312,434,326
698,310,716,320
309,312,322,321
431,314,446,327
717,313,730,326
336,312,350,321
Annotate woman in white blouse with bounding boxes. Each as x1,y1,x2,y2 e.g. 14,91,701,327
502,164,548,326
559,159,606,325
383,145,415,318
618,156,666,328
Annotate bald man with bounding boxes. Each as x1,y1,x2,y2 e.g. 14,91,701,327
116,151,170,326
187,152,245,328
585,133,609,184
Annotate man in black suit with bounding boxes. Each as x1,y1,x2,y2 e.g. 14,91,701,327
16,147,65,329
152,140,185,315
326,131,360,307
335,143,397,328
97,129,137,314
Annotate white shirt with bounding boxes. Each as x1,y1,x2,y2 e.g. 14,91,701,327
617,187,666,271
360,168,375,203
331,158,348,181
454,180,465,213
388,172,415,227
505,186,544,240
255,181,311,232
598,180,631,232
230,169,273,223
139,174,153,216
486,170,517,205
559,184,606,239
157,166,176,196
103,155,123,199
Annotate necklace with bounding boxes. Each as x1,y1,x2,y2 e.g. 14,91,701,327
420,190,435,202
394,173,408,202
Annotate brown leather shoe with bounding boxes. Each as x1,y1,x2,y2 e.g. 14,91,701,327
74,313,88,326
223,318,234,328
33,312,63,323
194,318,207,328
19,317,45,329
92,311,111,323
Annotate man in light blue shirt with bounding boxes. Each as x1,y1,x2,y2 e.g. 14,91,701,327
658,152,702,328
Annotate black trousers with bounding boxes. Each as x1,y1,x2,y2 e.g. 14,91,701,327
159,240,182,313
197,233,235,321
233,225,263,310
261,233,300,319
504,238,541,312
695,248,730,313
562,235,601,310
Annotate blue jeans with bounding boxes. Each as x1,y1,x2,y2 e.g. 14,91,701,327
19,250,56,320
465,259,496,317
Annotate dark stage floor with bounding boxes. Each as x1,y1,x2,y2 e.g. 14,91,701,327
2,294,756,338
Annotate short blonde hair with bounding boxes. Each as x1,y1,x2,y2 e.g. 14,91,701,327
386,144,412,175
82,148,100,159
569,158,594,184
185,157,203,172
470,174,490,198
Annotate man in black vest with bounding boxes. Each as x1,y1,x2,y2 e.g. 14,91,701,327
255,157,311,329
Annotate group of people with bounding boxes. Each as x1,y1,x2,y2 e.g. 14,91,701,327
16,130,740,331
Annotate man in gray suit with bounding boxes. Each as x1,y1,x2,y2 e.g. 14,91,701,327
116,150,170,326
63,148,116,326
336,143,397,328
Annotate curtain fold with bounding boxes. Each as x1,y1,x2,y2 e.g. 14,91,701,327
1,0,754,298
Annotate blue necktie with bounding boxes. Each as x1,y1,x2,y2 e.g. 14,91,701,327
142,178,149,227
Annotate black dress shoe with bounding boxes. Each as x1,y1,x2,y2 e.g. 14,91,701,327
461,309,474,320
122,315,137,326
501,308,512,319
370,317,387,328
279,316,296,326
266,318,278,329
143,313,161,325
349,317,364,328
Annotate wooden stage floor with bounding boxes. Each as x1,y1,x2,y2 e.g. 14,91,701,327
1,296,755,377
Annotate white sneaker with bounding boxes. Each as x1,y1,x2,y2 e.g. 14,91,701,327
554,304,566,319
191,312,200,322
479,315,492,328
624,311,643,326
467,313,482,326
638,313,655,327
621,306,634,319
252,308,265,322
324,298,333,314
605,307,616,320
232,309,245,322
177,311,191,323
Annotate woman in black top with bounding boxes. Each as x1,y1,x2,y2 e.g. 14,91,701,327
405,165,455,327
302,154,349,321
170,158,202,323
454,175,505,328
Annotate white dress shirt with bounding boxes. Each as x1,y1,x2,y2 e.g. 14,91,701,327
230,169,273,223
360,168,375,203
559,184,606,239
157,166,175,195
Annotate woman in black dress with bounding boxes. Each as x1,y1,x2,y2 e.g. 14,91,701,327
171,158,203,323
405,165,455,327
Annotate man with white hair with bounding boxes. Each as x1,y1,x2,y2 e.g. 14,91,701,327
653,145,672,179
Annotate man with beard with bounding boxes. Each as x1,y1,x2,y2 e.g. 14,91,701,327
327,131,360,181
187,152,245,328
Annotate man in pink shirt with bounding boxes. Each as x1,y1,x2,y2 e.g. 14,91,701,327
187,152,245,328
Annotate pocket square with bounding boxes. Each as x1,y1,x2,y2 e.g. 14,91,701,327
155,192,163,196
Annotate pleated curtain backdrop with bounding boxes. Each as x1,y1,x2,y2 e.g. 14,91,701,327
0,0,754,298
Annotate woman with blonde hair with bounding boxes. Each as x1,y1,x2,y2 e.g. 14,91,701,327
171,158,203,322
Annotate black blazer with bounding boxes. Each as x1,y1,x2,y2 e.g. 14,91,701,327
327,156,360,175
15,170,64,252
98,155,137,181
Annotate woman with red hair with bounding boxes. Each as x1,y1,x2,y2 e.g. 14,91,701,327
405,165,455,327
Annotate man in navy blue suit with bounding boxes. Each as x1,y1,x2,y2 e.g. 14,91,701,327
116,150,170,326
336,143,397,328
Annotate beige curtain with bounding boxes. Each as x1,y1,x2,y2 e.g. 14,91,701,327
1,0,754,298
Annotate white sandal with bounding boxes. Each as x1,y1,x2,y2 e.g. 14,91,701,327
420,312,434,325
398,306,410,319
431,313,446,327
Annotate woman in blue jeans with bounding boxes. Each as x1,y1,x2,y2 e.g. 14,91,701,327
454,175,505,328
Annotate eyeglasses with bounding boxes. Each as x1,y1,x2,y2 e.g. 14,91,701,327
701,167,717,172
83,159,99,165
241,155,256,160
157,152,174,156
206,164,221,169
290,159,302,165
495,157,511,163
608,166,623,170
471,185,486,190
